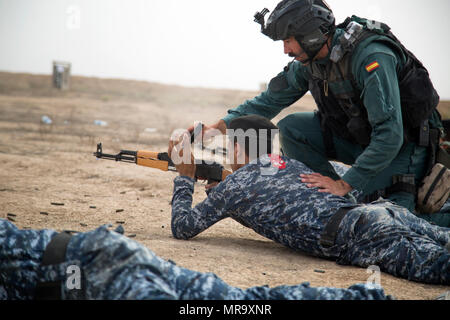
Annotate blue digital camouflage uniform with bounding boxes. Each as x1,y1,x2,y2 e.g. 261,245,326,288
0,219,391,300
171,155,450,285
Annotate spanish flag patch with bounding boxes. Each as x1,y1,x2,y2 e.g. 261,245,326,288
366,61,380,72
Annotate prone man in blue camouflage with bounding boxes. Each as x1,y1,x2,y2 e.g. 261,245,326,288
171,115,450,285
192,0,446,225
0,219,392,300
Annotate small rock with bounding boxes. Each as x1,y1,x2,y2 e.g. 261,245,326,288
116,221,126,225
120,191,126,194
116,209,124,213
89,206,96,209
94,120,108,127
40,212,49,216
128,234,137,238
7,213,17,217
80,223,88,227
41,115,53,125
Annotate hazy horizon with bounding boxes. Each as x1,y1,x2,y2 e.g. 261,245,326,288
1,0,449,99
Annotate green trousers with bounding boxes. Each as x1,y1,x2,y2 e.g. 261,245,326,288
277,112,428,213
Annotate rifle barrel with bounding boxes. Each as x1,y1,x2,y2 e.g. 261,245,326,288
94,152,136,163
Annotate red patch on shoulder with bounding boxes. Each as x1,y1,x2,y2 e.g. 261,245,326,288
269,154,286,170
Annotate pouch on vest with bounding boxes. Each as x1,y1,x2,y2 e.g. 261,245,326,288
417,163,450,214
399,59,440,132
347,116,372,146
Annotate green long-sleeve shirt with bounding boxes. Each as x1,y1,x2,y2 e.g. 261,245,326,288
222,29,410,191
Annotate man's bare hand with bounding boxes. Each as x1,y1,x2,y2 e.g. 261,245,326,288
187,120,227,141
300,173,353,197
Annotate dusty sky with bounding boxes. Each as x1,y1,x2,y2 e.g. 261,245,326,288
0,0,449,98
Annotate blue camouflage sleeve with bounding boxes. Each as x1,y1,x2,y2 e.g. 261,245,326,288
170,176,242,240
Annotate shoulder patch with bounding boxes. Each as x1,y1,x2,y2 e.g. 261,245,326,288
269,74,289,93
365,61,380,73
269,154,286,170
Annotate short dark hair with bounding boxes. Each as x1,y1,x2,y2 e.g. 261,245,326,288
228,115,279,159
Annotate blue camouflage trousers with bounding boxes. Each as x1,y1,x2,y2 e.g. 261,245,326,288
0,219,391,300
334,202,450,284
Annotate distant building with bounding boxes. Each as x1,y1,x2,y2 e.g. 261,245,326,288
52,61,71,90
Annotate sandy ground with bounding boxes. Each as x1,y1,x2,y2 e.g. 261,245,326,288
0,72,449,300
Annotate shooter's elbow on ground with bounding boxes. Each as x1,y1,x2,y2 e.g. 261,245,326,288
171,220,193,241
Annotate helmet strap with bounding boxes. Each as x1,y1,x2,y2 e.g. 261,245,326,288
295,36,321,64
295,29,332,64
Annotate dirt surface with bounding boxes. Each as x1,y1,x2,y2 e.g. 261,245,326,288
0,72,449,300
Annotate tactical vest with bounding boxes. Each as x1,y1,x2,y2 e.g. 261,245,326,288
306,16,440,147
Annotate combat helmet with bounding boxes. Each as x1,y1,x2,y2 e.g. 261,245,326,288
254,0,335,60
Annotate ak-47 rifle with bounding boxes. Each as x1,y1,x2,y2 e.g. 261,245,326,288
93,143,232,184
